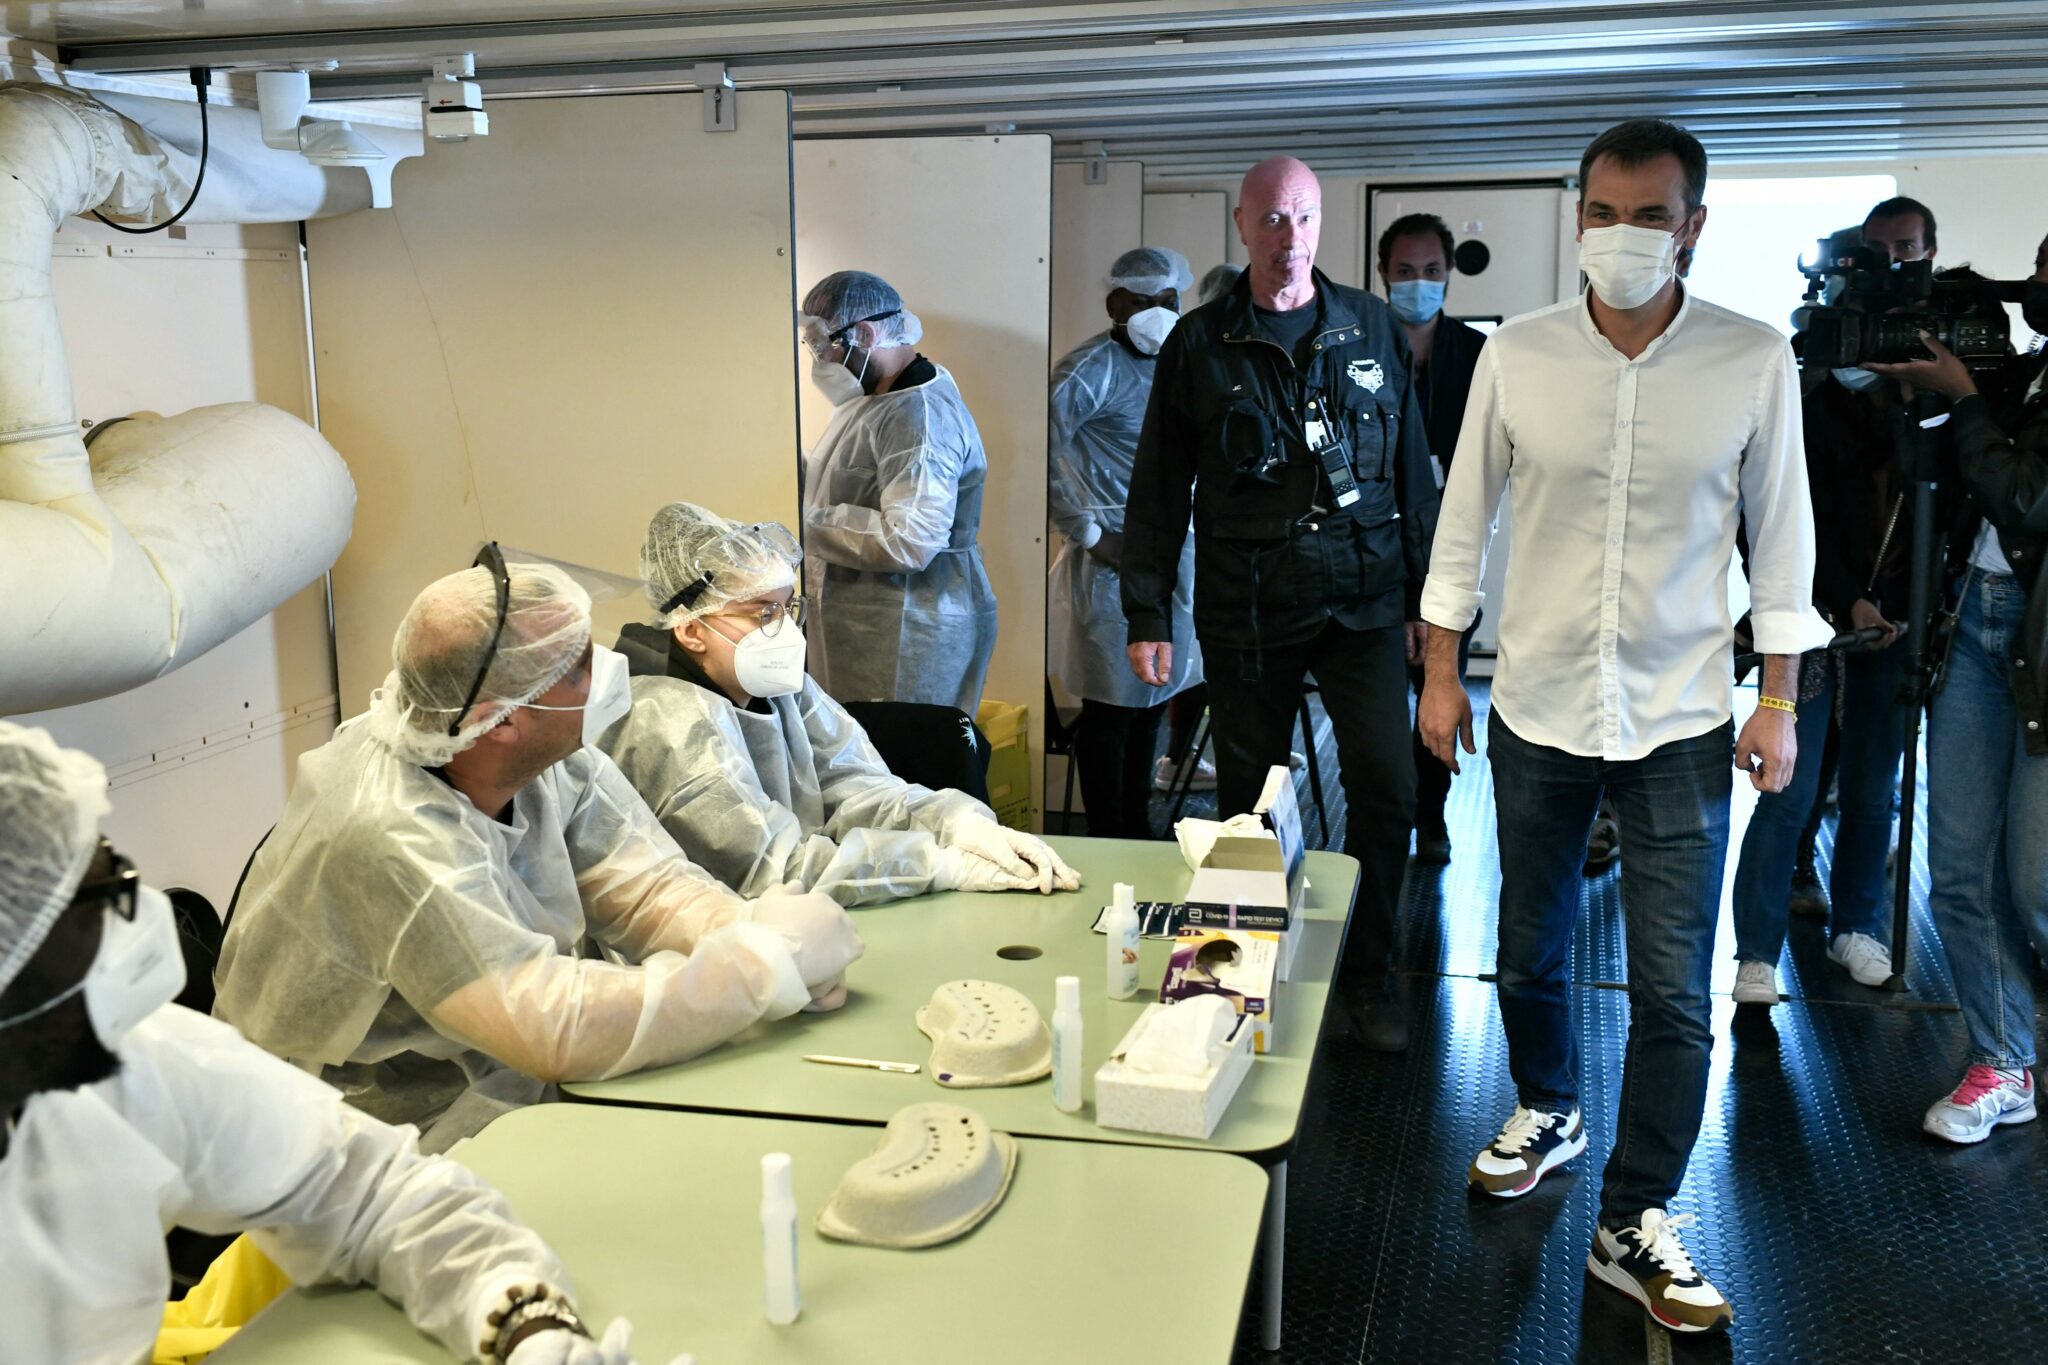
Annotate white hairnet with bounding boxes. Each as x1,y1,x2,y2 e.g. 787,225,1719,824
641,501,802,626
1106,246,1194,298
1197,263,1243,306
802,270,924,349
0,721,111,998
366,561,593,768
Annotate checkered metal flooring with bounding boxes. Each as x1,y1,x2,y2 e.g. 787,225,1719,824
1208,681,2048,1364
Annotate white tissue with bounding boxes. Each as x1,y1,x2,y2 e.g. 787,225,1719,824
1172,813,1272,871
1121,995,1238,1076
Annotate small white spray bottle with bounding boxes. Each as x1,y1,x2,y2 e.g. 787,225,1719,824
761,1152,800,1325
1105,881,1140,1000
1052,975,1083,1113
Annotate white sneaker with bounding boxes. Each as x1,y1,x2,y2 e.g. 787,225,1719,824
1587,1210,1733,1333
1732,960,1778,1005
1827,931,1892,987
1923,1066,2037,1144
1150,753,1217,793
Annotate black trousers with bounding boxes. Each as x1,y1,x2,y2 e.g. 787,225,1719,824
1074,698,1167,839
1205,618,1415,992
1407,615,1477,838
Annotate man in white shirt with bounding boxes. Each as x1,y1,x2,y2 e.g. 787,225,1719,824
1418,119,1831,1335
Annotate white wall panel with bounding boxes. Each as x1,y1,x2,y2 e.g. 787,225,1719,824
1051,159,1143,362
795,135,1053,821
307,91,801,710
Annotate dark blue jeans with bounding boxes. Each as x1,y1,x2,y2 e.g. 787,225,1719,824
1730,643,1905,963
1489,714,1734,1223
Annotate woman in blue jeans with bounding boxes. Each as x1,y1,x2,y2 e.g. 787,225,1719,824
1729,369,1913,1002
1868,271,2048,1144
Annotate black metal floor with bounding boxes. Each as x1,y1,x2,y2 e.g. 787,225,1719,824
1139,681,2048,1364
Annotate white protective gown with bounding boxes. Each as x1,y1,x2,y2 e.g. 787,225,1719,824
598,627,996,906
0,1004,567,1364
1047,332,1202,707
214,719,813,1153
802,362,1000,715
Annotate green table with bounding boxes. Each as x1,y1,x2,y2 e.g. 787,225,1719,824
214,1104,1268,1365
567,834,1357,1352
567,836,1357,1160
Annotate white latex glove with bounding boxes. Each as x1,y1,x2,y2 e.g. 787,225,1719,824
931,845,1043,893
995,827,1082,894
805,976,850,1012
505,1317,696,1365
745,892,866,991
947,814,1037,880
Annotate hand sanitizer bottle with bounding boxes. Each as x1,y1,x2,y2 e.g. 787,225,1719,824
1105,882,1140,1000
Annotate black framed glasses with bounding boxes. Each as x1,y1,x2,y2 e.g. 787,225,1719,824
71,839,139,921
449,542,512,737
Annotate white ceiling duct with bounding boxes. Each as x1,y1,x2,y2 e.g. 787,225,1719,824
0,82,360,715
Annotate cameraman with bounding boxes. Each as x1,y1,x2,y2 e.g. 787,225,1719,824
1866,232,2048,1145
1728,221,1926,1005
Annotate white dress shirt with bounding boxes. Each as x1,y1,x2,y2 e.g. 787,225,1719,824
1421,289,1833,760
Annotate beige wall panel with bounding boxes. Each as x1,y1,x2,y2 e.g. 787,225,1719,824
1141,190,1228,287
794,135,1052,821
1051,159,1143,362
308,91,800,711
18,218,335,911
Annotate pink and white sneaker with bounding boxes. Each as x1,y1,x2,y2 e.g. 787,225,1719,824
1923,1065,2036,1145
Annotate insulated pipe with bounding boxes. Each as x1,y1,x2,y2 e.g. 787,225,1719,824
0,83,359,714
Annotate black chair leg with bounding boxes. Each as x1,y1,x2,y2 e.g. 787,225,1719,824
1168,710,1211,824
1297,694,1330,848
1059,746,1079,836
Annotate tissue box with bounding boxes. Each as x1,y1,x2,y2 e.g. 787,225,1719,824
1159,927,1279,1053
1095,1003,1257,1140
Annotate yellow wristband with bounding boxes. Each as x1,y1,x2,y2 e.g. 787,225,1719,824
1756,695,1797,717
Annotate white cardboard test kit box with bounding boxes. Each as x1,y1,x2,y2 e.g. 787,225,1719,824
1094,1003,1257,1140
1181,764,1308,979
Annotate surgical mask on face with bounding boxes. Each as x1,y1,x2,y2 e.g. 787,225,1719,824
708,617,808,698
1122,306,1179,356
1833,366,1884,393
1386,279,1446,325
0,886,189,1045
1579,223,1680,310
523,644,633,747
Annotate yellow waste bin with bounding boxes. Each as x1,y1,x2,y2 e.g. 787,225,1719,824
975,700,1033,831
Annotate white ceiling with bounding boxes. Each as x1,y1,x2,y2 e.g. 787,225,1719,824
23,1,2048,180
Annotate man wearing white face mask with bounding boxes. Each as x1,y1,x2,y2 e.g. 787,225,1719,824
797,270,1000,717
0,722,693,1365
1418,119,1831,1333
215,553,863,1153
1376,213,1491,865
600,501,1079,904
1047,247,1206,838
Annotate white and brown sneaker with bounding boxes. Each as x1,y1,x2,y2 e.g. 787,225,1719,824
1587,1209,1733,1334
1467,1105,1585,1197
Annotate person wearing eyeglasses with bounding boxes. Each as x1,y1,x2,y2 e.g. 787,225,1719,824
0,721,693,1365
797,270,1000,718
213,555,864,1154
599,501,1080,905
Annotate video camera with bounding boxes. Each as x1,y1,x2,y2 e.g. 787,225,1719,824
1793,242,2046,370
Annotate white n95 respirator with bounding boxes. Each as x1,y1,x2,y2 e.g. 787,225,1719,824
1123,306,1179,356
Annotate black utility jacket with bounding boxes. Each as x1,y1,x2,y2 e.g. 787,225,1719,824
1946,358,2048,753
1120,268,1438,656
1420,314,1491,476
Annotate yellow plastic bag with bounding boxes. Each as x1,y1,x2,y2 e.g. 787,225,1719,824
153,1235,292,1364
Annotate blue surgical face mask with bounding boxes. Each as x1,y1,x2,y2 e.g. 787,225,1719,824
1387,278,1446,325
